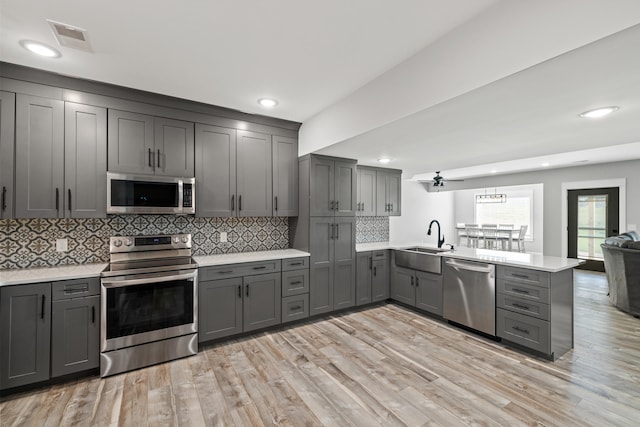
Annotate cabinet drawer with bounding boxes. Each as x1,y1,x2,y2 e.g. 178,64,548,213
282,257,309,271
497,293,550,321
282,294,309,324
200,260,281,280
497,308,550,354
372,250,387,260
497,279,550,304
497,266,549,287
52,278,100,301
282,269,309,297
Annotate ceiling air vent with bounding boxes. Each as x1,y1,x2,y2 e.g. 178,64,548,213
47,20,92,52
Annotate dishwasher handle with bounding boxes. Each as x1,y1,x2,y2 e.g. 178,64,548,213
444,258,495,274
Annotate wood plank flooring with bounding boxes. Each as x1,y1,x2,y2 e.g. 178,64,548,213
2,271,639,426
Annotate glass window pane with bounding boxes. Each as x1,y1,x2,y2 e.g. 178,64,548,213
576,194,608,260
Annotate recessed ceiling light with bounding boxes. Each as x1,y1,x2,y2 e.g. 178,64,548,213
377,158,391,164
490,169,497,174
258,98,278,108
579,106,619,119
541,162,550,167
19,40,61,58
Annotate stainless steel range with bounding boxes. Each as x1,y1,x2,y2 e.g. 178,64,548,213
100,234,198,377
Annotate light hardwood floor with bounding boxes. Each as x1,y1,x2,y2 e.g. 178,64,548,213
2,271,639,426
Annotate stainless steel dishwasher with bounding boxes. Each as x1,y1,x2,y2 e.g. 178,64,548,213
443,258,496,336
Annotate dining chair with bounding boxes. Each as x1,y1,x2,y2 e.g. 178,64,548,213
465,224,480,248
513,225,528,252
456,223,467,245
497,224,514,250
481,224,498,249
498,224,514,229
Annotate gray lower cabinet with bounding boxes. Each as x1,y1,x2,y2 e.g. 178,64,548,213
272,135,298,217
309,217,356,315
281,257,310,324
391,266,443,316
108,109,194,177
0,283,51,390
15,94,64,218
198,266,282,343
0,91,15,219
356,250,389,306
495,265,573,360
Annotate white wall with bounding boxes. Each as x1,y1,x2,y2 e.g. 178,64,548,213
454,184,544,253
389,180,455,246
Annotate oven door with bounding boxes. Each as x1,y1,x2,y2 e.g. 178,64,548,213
101,269,197,352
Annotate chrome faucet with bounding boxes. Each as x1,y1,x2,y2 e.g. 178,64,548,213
427,219,445,248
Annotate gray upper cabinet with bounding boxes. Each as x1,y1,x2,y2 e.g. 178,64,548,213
309,155,356,217
195,124,237,217
15,94,64,218
272,135,298,216
154,117,195,177
0,283,51,390
356,166,376,216
0,91,15,219
236,130,272,217
108,110,194,177
376,169,402,216
65,102,107,218
107,110,154,174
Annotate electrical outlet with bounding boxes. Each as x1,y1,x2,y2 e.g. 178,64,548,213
628,224,637,231
56,238,68,252
220,232,228,243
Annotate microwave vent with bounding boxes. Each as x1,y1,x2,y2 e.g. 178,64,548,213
47,19,92,52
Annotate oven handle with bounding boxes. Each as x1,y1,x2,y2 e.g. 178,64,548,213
101,271,197,288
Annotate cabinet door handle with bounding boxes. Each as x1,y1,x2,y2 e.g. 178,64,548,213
336,200,339,211
1,186,6,211
231,195,235,212
373,266,377,276
157,149,161,169
55,188,59,212
335,223,339,240
369,257,372,270
390,203,393,212
415,277,419,287
238,285,242,298
148,148,153,168
330,200,335,210
275,196,278,212
330,223,334,240
41,295,45,320
512,325,530,335
92,306,95,324
512,303,530,310
68,189,72,211
239,195,242,211
246,284,250,297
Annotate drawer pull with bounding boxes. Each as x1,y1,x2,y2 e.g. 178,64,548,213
290,305,302,311
253,266,267,270
64,287,88,294
218,270,234,274
512,303,530,310
289,262,303,266
512,326,530,334
290,281,302,285
512,288,530,294
512,273,530,279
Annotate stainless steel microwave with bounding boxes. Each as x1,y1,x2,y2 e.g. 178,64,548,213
106,172,195,215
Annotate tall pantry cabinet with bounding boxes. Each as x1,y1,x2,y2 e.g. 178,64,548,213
294,154,357,316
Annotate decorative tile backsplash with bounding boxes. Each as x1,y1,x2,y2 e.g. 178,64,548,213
0,216,289,270
356,216,389,244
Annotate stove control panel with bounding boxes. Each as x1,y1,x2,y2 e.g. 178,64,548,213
109,234,191,253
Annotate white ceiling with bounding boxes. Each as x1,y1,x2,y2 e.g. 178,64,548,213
1,1,639,181
0,0,498,122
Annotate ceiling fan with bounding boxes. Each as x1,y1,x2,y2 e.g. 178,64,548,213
420,171,464,187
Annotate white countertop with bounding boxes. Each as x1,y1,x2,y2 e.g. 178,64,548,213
194,249,310,267
0,263,108,287
356,241,583,273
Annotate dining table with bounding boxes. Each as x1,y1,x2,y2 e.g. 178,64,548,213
455,226,517,251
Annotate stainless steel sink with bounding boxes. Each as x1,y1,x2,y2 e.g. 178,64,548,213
394,247,447,274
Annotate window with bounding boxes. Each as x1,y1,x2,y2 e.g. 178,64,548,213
475,189,533,239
